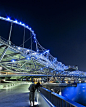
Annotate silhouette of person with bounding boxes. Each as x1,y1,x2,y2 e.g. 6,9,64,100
29,82,42,106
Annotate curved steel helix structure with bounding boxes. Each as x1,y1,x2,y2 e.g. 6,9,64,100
0,16,85,78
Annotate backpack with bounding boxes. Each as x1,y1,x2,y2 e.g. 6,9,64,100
29,84,36,92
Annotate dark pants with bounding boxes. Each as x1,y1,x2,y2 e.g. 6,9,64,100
29,91,35,106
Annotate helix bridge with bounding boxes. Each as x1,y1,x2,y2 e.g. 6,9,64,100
0,16,85,79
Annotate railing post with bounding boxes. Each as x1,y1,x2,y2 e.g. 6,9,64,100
62,100,63,107
65,101,67,107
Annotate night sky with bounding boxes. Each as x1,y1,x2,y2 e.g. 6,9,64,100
0,0,86,71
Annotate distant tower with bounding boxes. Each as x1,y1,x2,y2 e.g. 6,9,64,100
75,65,78,70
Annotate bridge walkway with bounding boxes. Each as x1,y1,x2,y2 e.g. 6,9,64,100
0,83,38,107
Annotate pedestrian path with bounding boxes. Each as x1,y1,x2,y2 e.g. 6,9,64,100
0,83,38,107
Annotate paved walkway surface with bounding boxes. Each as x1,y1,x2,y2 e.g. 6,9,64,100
0,83,38,107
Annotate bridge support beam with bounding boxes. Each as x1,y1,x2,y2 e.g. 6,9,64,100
56,77,62,83
0,46,8,62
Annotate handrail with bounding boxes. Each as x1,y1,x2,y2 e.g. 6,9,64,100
39,87,85,107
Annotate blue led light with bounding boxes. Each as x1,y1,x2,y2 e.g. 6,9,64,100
22,23,25,26
53,58,57,63
26,25,29,28
32,30,34,33
47,50,50,52
14,20,18,23
40,68,43,70
37,50,39,52
43,50,50,54
7,17,11,20
19,22,22,24
11,59,15,62
46,50,49,53
27,50,30,52
27,57,30,60
29,28,31,30
34,36,36,39
18,47,21,50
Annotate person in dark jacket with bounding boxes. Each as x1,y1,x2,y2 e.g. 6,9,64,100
29,82,41,106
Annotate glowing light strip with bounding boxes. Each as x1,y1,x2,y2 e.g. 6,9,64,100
0,16,36,36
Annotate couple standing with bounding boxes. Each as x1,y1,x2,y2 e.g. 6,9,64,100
29,82,42,106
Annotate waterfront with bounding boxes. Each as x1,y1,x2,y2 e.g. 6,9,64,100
45,83,86,106
62,83,86,106
0,81,86,106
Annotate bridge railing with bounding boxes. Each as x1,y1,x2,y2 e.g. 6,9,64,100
39,87,85,107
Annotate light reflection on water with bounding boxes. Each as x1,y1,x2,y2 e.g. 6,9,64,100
62,83,86,106
46,83,86,106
